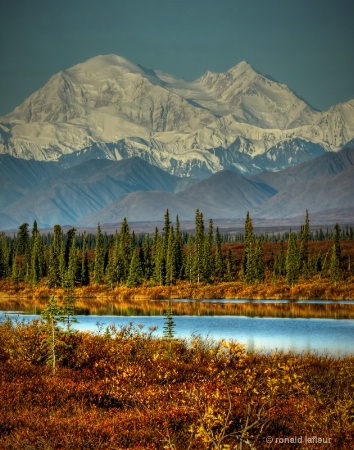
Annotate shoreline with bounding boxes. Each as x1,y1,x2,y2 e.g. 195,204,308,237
1,278,354,319
1,276,354,301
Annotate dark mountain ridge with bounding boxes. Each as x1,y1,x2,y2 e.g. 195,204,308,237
1,157,197,228
1,141,354,230
250,139,354,190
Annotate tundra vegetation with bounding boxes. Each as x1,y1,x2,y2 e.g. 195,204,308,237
0,316,353,449
0,211,354,448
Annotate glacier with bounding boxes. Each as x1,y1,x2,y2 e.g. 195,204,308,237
1,54,354,177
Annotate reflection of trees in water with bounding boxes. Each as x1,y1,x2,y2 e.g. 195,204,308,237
1,296,354,319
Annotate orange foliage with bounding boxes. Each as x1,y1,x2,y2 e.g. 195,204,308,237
0,319,353,449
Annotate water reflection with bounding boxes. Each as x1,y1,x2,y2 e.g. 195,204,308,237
3,313,351,356
1,296,354,319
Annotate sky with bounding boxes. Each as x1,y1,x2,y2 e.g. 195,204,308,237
1,0,354,115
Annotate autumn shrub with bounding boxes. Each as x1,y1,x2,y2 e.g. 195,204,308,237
2,274,354,309
0,319,353,449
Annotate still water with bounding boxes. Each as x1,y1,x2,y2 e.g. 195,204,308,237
3,312,354,356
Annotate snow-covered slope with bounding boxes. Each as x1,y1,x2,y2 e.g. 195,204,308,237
181,62,316,129
1,54,354,177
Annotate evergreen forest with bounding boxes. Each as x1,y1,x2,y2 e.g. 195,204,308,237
0,209,353,292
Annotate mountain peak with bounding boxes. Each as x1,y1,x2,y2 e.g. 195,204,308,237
68,54,147,78
2,53,354,179
197,60,256,85
226,60,256,75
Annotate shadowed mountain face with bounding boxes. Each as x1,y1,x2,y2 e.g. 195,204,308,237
1,156,195,228
0,154,62,209
252,166,354,219
250,139,354,191
1,141,354,230
77,170,276,226
251,140,354,219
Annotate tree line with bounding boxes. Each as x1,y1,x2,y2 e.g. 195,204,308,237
0,209,350,288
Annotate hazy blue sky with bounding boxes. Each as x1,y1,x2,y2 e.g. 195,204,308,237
1,0,353,115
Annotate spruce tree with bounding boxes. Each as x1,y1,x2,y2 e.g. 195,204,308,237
127,249,143,287
152,230,164,285
142,233,153,280
203,218,214,283
238,212,260,284
163,302,176,341
106,230,119,287
93,224,105,285
165,227,176,286
254,237,264,282
41,295,77,374
155,209,170,284
163,302,176,358
32,220,38,240
11,253,21,284
185,234,196,283
245,235,257,284
214,227,225,280
0,233,10,279
193,209,205,283
226,248,234,282
59,243,66,287
286,232,299,286
30,229,45,285
64,228,76,268
41,296,62,374
47,225,63,288
174,216,184,280
16,223,31,282
81,231,90,286
242,212,253,277
17,223,30,256
118,218,132,283
64,233,79,290
61,295,77,332
162,209,171,258
299,210,310,278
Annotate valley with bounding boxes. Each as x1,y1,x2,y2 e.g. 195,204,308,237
1,141,354,229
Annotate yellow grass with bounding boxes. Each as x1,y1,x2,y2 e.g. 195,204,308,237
2,275,350,301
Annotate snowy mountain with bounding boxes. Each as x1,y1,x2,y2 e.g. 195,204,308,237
1,54,354,177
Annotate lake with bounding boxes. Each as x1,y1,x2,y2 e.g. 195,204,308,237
2,311,354,356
